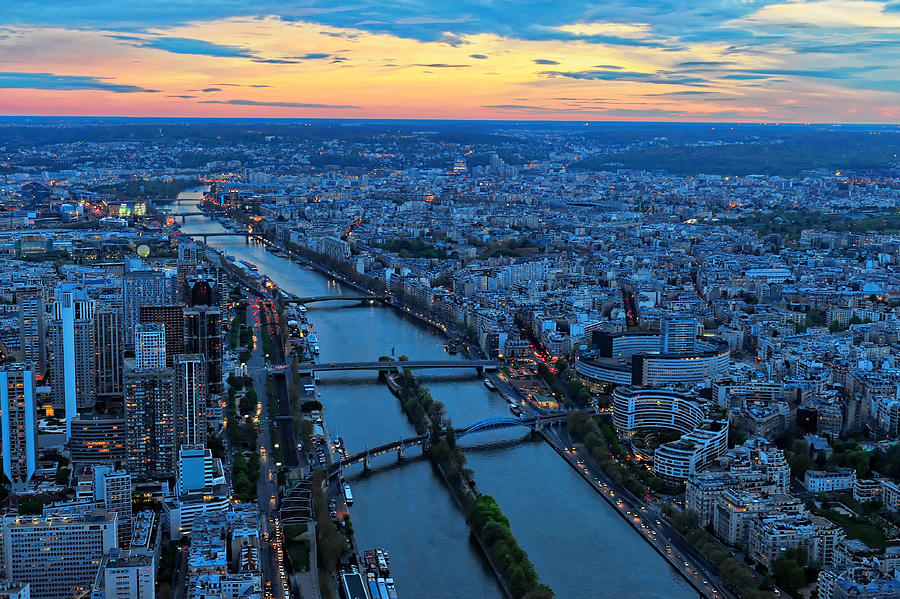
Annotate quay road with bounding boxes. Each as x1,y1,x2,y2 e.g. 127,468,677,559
246,298,290,599
540,422,729,599
258,298,300,469
483,368,730,599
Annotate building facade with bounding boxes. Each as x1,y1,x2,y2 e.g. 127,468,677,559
124,361,176,479
123,270,170,345
183,306,223,398
0,364,38,488
0,510,117,599
174,354,208,450
47,289,97,432
16,286,44,375
95,305,124,402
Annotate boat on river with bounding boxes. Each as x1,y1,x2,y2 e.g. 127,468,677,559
385,579,399,599
343,482,353,504
375,548,389,574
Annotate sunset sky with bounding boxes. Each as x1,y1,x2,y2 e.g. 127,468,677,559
1,1,899,121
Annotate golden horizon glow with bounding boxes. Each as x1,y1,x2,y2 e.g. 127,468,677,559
0,4,898,122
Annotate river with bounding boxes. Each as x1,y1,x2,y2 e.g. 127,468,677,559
172,191,697,599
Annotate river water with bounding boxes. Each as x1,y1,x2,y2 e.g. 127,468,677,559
173,192,696,599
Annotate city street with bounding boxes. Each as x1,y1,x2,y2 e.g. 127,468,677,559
247,299,289,599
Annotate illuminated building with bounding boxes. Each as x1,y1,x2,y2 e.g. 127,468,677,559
138,305,184,367
612,386,728,486
0,509,117,599
575,330,729,387
0,363,38,488
124,359,176,480
68,413,127,466
93,465,133,547
183,306,223,398
659,315,699,354
749,513,843,568
16,286,44,375
91,550,155,599
46,288,96,436
177,243,201,303
95,304,124,403
123,270,170,345
134,323,167,370
174,354,208,450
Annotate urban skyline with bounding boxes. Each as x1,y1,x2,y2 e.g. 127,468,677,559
0,2,899,598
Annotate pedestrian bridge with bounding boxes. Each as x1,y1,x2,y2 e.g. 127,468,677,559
325,413,569,480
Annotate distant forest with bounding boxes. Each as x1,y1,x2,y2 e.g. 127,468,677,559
571,130,900,176
0,119,896,177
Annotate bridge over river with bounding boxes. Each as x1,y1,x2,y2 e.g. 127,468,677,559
297,359,497,375
281,413,570,521
326,413,569,478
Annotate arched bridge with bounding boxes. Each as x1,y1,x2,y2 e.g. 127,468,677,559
298,359,497,375
325,413,569,480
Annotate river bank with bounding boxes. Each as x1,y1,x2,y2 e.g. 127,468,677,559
385,370,549,598
173,198,701,599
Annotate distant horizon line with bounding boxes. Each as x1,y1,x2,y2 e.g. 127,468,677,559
0,115,898,127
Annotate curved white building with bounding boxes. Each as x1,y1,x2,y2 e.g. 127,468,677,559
613,386,706,433
613,386,729,486
574,331,729,388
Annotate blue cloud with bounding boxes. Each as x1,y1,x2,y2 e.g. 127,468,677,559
0,1,766,46
3,0,900,109
719,73,769,80
0,71,156,93
413,63,469,68
726,66,879,80
483,104,562,111
252,53,346,64
678,61,735,67
648,90,723,96
252,58,300,64
524,26,670,47
793,40,900,54
4,0,896,68
533,59,559,65
482,103,750,119
540,69,709,86
137,36,254,58
199,98,361,109
210,83,273,88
